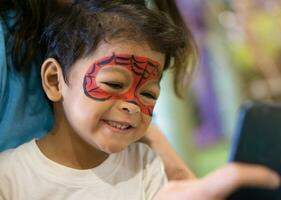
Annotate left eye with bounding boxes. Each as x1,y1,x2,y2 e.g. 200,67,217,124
102,82,124,89
140,92,157,100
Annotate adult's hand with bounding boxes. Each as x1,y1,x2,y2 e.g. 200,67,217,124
154,163,280,200
141,124,196,180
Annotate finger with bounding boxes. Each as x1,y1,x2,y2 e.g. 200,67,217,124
200,163,280,199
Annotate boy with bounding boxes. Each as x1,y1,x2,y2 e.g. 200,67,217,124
0,1,196,199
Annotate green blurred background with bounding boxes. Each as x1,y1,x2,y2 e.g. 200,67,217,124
153,0,281,177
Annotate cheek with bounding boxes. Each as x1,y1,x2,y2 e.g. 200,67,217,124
138,114,152,135
63,92,110,132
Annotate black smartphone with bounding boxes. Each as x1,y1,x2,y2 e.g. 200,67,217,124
227,102,281,200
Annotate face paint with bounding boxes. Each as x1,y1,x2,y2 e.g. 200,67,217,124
83,53,161,116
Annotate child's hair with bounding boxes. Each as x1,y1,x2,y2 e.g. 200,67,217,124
41,1,197,97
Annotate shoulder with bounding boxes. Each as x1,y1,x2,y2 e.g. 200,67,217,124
0,142,29,199
0,141,33,190
0,141,30,172
0,147,18,194
0,148,18,169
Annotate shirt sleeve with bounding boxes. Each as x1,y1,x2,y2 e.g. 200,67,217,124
143,145,168,200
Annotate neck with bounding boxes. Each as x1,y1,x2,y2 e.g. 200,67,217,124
37,104,109,169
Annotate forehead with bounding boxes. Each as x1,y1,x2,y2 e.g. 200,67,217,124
97,52,160,71
89,41,164,68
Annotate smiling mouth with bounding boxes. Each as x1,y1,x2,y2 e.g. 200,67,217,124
102,119,133,130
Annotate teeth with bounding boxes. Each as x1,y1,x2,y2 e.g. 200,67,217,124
106,120,130,130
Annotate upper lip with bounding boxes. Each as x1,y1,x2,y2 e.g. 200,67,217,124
102,119,137,128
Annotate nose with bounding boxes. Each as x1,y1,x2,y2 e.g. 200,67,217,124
119,100,141,114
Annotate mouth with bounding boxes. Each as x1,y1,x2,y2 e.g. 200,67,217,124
102,119,134,131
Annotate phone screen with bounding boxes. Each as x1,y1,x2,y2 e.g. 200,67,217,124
227,102,281,200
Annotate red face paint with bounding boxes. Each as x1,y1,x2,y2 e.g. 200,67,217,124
83,53,161,116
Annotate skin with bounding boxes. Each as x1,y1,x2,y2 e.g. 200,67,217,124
142,125,196,180
54,0,195,182
38,40,164,169
83,53,161,116
38,39,280,200
154,163,280,200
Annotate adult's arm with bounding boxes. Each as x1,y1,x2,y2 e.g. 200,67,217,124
142,124,196,180
153,163,280,200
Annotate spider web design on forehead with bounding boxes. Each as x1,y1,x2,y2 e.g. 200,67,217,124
97,53,160,77
83,53,161,116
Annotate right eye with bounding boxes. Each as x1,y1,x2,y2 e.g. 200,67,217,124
102,82,124,90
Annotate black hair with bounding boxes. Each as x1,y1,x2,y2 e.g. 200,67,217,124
41,1,197,97
0,0,62,71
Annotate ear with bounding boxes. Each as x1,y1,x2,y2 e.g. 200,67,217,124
41,58,64,102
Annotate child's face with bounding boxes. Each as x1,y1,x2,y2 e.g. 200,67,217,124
60,41,165,153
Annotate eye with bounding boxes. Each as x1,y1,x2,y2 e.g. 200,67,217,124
140,91,158,100
102,82,124,89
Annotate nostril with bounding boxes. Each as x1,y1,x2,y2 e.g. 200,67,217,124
119,100,141,114
121,105,140,114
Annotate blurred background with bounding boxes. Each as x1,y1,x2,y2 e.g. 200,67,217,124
153,0,281,177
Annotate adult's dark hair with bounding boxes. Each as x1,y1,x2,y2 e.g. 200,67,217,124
42,1,197,97
0,0,62,71
0,0,146,72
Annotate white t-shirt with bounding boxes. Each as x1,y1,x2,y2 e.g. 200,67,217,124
0,140,167,200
